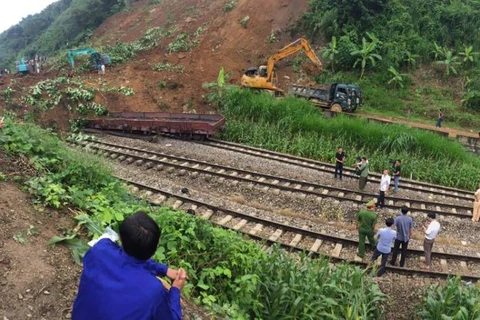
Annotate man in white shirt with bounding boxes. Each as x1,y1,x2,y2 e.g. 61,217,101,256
422,212,440,270
376,169,391,209
472,183,480,222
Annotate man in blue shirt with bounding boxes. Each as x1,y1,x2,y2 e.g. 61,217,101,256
390,206,414,267
370,218,396,277
72,211,186,320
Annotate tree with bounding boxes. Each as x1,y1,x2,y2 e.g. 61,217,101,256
350,33,382,79
387,66,407,88
459,45,479,66
435,50,460,77
404,50,420,71
322,36,339,72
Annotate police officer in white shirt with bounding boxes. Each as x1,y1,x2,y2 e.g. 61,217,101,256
376,169,391,209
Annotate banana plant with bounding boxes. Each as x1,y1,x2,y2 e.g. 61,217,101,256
322,36,339,72
350,34,382,79
459,45,479,65
387,66,407,88
435,50,460,77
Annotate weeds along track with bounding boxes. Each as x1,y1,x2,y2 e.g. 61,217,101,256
120,177,480,281
77,139,474,220
202,138,475,202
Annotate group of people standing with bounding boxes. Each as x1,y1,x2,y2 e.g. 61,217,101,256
357,202,441,276
334,147,401,205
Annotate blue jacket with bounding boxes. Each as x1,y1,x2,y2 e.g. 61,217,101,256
72,239,182,320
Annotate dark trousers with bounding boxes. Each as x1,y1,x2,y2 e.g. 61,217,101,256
334,163,343,179
371,248,389,277
424,238,435,266
376,191,385,208
359,176,368,190
390,239,409,267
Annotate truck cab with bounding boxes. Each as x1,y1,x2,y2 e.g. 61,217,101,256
330,83,362,112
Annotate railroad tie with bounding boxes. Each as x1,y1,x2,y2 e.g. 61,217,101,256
272,180,279,185
332,243,342,257
151,195,166,205
189,205,198,213
289,234,303,247
204,166,212,171
310,239,323,252
217,169,226,174
294,184,302,190
249,224,263,235
356,195,362,201
421,204,426,210
143,191,153,197
118,155,126,161
258,177,266,182
219,215,233,226
440,259,448,273
460,261,469,274
192,164,200,169
283,182,291,187
468,210,472,215
233,219,248,231
110,153,118,159
245,174,252,179
135,159,144,166
180,161,189,167
307,186,314,191
145,162,154,169
338,192,345,197
451,208,457,213
269,229,283,242
404,202,411,208
322,189,329,195
125,157,134,164
230,172,238,177
202,209,214,220
172,200,183,210
477,252,480,258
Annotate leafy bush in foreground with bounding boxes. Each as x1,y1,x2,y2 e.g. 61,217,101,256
416,277,480,319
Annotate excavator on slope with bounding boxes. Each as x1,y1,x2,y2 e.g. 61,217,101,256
67,48,111,70
241,38,362,112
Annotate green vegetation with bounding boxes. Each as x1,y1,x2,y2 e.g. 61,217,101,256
0,119,386,319
223,0,236,12
212,87,480,190
167,33,197,53
239,16,250,28
416,277,480,319
300,0,480,128
0,0,124,68
152,62,185,72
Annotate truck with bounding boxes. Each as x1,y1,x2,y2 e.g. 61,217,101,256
289,83,362,112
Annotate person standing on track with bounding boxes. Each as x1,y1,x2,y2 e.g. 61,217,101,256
356,200,377,259
435,109,444,128
376,169,391,209
472,183,480,222
393,160,401,193
334,147,346,180
370,218,396,277
355,157,369,191
422,212,440,271
390,206,414,267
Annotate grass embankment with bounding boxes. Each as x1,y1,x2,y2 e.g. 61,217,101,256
216,88,480,190
0,119,385,319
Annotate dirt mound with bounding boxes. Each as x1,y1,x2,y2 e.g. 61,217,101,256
89,0,311,114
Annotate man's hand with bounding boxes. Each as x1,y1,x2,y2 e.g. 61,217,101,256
172,268,188,291
166,268,178,281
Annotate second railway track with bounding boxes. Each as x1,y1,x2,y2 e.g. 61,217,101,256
123,178,480,281
76,139,475,220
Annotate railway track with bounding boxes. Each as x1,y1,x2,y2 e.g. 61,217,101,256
201,138,475,202
76,139,474,220
122,178,480,281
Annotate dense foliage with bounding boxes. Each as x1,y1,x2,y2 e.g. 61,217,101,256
0,0,124,68
299,0,480,120
0,119,386,319
416,277,480,319
214,87,480,190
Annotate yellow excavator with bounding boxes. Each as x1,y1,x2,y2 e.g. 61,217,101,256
241,38,362,112
240,38,322,94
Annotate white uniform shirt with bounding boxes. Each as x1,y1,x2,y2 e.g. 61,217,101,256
425,220,440,240
379,174,391,192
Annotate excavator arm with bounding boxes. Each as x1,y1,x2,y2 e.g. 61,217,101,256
265,38,322,82
67,48,98,68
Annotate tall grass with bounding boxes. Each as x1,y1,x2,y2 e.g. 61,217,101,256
217,88,480,190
